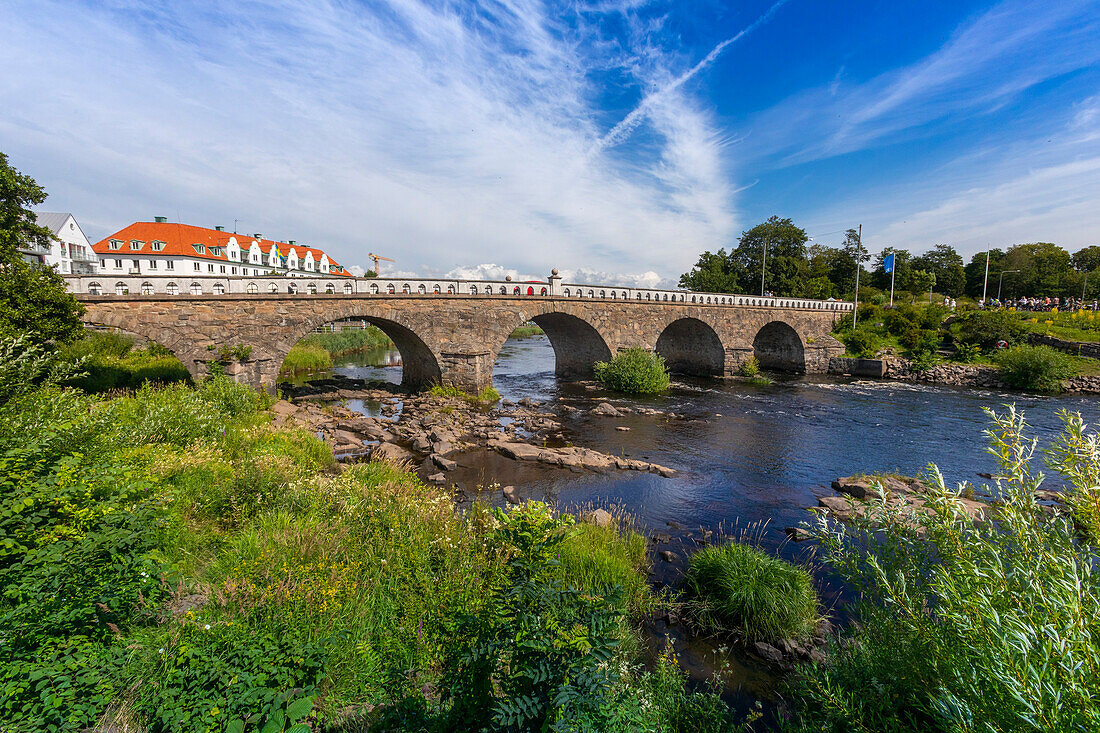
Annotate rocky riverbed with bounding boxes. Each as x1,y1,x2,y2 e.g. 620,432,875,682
275,375,677,487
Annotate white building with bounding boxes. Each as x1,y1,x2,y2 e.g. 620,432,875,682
19,212,98,274
92,218,352,279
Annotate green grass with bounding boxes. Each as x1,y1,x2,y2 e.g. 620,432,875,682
683,542,818,641
280,342,333,375
1017,310,1100,343
426,383,501,404
594,348,670,395
557,513,652,617
508,324,545,339
299,326,394,356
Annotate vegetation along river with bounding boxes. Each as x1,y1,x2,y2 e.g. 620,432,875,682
298,333,1100,708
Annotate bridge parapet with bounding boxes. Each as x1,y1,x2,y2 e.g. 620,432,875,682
63,274,855,312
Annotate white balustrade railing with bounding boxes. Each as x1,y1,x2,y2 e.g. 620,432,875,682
62,274,855,312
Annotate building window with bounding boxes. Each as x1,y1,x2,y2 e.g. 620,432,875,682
220,265,226,273
307,282,316,294
251,253,259,263
88,282,102,295
166,282,178,295
325,283,335,294
100,259,106,268
151,241,165,251
213,283,225,295
344,282,354,295
114,259,123,269
288,282,298,294
149,260,157,269
231,267,237,275
166,261,174,270
247,282,258,294
130,240,143,250
141,282,153,295
132,260,141,271
194,262,201,271
115,282,128,295
108,239,122,250
190,282,202,295
269,283,278,293
192,244,206,254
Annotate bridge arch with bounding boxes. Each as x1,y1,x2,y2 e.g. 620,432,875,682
655,318,724,377
280,313,442,390
753,321,805,372
491,307,613,380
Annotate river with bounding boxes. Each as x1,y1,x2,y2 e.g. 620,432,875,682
310,334,1100,708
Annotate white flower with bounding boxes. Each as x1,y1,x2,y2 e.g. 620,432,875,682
158,648,165,654
204,624,211,630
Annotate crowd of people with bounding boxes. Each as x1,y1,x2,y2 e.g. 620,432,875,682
978,296,1100,311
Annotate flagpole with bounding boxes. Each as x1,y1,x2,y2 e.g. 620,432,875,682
982,248,990,304
889,254,895,307
852,224,861,329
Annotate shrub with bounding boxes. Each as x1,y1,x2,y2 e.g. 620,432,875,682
950,310,1028,348
683,542,818,641
739,356,761,377
594,348,670,395
908,349,940,372
838,328,880,358
899,326,940,355
784,408,1100,732
952,342,981,363
994,344,1074,393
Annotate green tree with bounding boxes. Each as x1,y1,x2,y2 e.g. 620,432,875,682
731,216,810,296
678,248,743,293
806,243,847,298
911,244,965,297
964,248,1005,298
904,269,936,299
1072,246,1100,275
0,153,84,345
1003,242,1072,297
834,228,869,296
870,247,911,291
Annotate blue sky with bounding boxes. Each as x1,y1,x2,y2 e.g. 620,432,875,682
1,0,1097,285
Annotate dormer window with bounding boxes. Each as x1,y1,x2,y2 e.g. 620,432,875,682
130,240,144,250
151,240,166,251
209,246,223,256
192,243,206,254
107,239,122,250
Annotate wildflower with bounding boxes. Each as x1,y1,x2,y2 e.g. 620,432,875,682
204,624,211,630
159,648,165,654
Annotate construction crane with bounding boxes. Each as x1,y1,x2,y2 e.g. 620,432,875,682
367,252,394,276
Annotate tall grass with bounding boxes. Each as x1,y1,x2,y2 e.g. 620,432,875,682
299,326,393,357
683,542,818,641
58,330,190,392
782,407,1100,732
280,343,333,375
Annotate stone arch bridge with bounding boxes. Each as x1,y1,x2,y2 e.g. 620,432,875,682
65,274,851,392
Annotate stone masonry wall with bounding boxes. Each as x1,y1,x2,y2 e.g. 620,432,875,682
77,294,846,392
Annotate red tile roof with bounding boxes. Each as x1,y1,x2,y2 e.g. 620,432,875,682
92,222,352,275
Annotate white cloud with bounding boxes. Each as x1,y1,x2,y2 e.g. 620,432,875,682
0,0,737,282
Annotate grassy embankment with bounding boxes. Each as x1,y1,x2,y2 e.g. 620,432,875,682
281,327,395,376
1,351,747,731
58,330,191,392
1017,308,1100,343
508,323,545,339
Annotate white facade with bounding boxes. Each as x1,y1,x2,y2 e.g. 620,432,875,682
96,234,342,278
25,213,98,274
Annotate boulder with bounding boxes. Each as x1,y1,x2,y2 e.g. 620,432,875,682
658,550,677,563
784,526,813,542
752,641,784,665
831,476,885,501
431,454,458,471
502,485,520,505
591,402,620,417
585,508,614,528
427,472,446,484
371,442,415,465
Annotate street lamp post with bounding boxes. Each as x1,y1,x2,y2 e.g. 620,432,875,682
997,270,1020,302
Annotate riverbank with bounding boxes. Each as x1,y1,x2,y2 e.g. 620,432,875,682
829,354,1100,393
2,372,758,731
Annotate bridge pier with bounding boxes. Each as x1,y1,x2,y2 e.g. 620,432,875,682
440,350,494,393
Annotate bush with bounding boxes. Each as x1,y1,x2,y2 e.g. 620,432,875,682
683,542,818,641
952,342,981,363
839,328,880,358
594,348,670,395
738,356,761,378
951,310,1028,349
783,408,1100,732
59,331,190,393
994,344,1074,393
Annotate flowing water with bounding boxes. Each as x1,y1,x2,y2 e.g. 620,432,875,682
320,335,1100,708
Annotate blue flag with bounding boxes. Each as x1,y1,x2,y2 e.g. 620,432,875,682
884,253,895,274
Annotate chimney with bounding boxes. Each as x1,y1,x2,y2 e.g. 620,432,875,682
154,216,167,223
289,240,296,246
254,233,262,239
215,225,224,231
